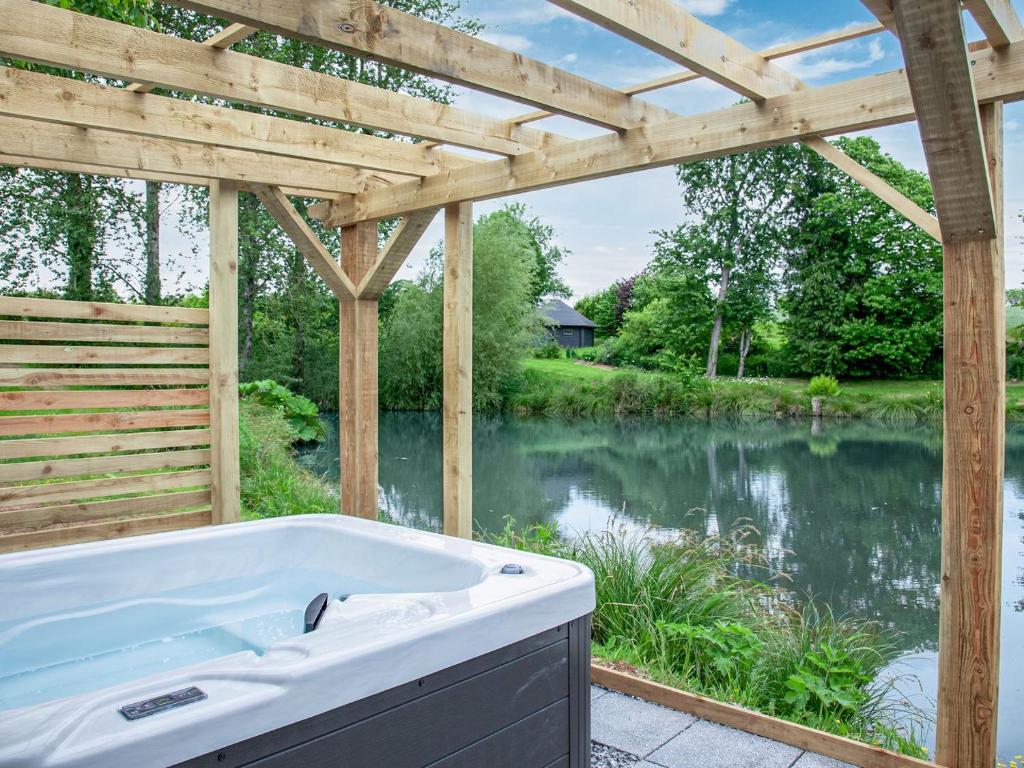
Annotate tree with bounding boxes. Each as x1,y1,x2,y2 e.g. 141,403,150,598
489,203,571,305
781,137,942,379
673,146,798,377
1008,288,1024,307
379,210,541,411
575,275,638,340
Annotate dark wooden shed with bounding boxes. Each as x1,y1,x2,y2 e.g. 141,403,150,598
542,299,596,349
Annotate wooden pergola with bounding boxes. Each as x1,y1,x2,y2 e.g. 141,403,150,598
0,0,1020,765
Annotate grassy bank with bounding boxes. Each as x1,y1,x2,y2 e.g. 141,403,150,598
239,399,337,519
515,358,1024,423
493,519,929,757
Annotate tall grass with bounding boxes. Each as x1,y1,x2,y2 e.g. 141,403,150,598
239,400,338,519
492,519,929,756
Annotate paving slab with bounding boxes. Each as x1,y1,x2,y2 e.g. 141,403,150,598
792,752,856,768
591,691,696,757
592,685,609,704
646,719,802,768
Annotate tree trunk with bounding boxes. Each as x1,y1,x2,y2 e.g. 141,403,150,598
64,173,96,301
737,327,753,379
705,264,731,378
237,194,259,376
144,181,162,305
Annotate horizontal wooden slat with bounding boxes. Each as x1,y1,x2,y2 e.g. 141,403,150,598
0,388,209,411
0,296,208,325
0,509,212,553
1,345,209,365
0,469,211,507
0,319,209,345
0,449,211,483
0,409,209,437
0,428,211,460
0,368,209,387
0,489,212,530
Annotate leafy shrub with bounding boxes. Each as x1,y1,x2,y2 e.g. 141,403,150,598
575,346,599,362
534,339,563,359
807,375,841,398
239,380,325,442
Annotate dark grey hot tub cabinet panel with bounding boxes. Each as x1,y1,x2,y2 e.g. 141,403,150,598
174,615,591,768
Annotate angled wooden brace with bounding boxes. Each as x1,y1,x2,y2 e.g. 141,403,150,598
356,211,440,299
251,185,358,300
800,137,941,241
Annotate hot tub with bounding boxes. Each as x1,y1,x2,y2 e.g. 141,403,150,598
0,515,595,768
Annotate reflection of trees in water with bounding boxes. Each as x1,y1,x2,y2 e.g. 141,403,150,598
302,414,1024,651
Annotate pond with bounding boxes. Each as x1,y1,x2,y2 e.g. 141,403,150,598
297,412,1024,756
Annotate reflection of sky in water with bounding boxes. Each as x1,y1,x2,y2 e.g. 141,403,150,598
299,413,1024,756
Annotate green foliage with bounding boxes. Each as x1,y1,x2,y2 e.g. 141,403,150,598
808,375,841,398
239,380,325,442
489,203,571,305
574,276,638,338
490,520,926,753
379,210,542,411
534,340,563,359
781,138,942,379
239,401,337,519
1006,287,1024,308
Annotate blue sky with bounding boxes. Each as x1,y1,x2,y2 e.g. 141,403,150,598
387,0,1024,300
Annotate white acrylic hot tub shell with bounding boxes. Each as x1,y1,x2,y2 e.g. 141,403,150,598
0,515,595,768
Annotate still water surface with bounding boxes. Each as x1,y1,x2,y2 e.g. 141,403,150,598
298,412,1024,755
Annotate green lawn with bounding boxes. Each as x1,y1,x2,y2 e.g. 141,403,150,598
522,357,1024,410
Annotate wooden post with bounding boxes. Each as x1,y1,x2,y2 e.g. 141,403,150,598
443,202,473,538
339,220,379,519
208,179,240,524
935,101,1005,768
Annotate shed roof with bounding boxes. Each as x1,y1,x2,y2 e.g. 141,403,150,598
541,299,596,329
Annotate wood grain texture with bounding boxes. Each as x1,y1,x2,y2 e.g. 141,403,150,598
0,318,207,345
892,0,995,242
592,665,938,768
0,409,210,437
0,469,211,507
0,116,373,196
0,368,210,387
0,0,560,155
548,0,802,100
357,211,438,299
125,23,257,94
0,489,212,530
935,100,1005,768
169,0,676,130
339,221,379,519
252,185,357,300
0,429,212,460
443,203,473,539
0,295,208,324
0,509,211,553
0,388,208,411
963,0,1024,47
208,180,241,525
324,38,1024,225
0,449,211,483
0,344,208,365
0,67,450,178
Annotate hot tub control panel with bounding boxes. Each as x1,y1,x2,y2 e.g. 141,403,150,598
119,686,207,720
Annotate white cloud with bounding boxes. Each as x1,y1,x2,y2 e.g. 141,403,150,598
470,2,578,27
783,38,885,80
563,52,578,63
678,0,732,15
478,31,534,52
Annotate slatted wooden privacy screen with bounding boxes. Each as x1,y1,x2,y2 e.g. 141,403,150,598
0,296,230,553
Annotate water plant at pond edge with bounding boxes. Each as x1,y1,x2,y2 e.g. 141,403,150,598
490,518,930,756
239,400,337,519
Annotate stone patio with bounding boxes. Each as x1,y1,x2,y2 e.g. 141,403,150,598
590,686,855,768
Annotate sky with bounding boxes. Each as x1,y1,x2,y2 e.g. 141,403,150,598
151,0,1024,302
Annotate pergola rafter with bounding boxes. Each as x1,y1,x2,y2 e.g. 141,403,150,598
1,2,1021,766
